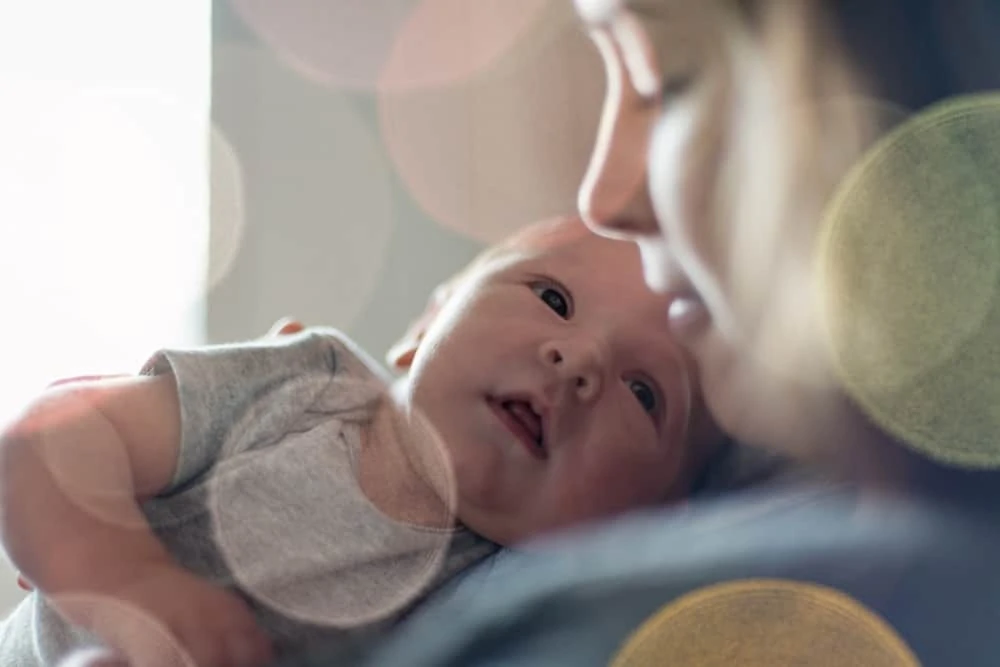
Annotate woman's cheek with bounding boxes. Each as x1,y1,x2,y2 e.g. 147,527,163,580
695,335,769,450
648,105,695,245
650,93,736,338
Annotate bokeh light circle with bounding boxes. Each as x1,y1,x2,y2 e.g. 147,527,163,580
378,0,551,93
48,593,195,667
19,382,156,531
228,0,414,90
230,0,550,93
611,579,919,666
209,44,396,338
820,94,1000,468
210,375,459,628
0,82,216,364
379,2,605,243
208,127,248,294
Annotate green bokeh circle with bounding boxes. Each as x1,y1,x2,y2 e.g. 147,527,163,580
819,94,1000,468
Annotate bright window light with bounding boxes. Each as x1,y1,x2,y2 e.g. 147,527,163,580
0,2,211,428
0,1,211,613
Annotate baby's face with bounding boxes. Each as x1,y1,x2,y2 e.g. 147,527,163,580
406,221,714,544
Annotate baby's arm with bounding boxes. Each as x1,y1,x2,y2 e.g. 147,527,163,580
0,375,272,666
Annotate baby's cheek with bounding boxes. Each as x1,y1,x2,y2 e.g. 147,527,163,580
597,442,674,509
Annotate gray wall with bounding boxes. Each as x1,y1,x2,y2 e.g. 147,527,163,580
208,0,604,358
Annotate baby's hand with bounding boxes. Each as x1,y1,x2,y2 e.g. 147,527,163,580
56,564,273,667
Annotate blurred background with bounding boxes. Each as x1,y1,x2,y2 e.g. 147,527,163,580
0,1,603,615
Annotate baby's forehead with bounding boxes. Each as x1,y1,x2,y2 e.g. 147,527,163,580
501,217,594,254
504,228,664,313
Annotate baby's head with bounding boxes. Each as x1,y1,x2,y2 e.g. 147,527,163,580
387,217,724,545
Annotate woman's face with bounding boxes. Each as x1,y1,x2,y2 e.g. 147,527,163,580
576,0,729,300
574,0,878,451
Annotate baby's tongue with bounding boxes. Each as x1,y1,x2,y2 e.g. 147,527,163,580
505,400,541,443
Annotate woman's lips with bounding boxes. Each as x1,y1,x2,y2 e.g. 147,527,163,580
488,398,547,460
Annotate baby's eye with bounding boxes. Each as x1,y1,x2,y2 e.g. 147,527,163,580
531,282,572,319
628,378,658,414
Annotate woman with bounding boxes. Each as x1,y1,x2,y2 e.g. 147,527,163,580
355,2,1000,665
576,0,1000,485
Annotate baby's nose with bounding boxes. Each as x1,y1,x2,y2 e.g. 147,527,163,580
539,339,605,402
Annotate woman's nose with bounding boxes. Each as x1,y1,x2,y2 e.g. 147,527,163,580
577,29,661,240
539,338,605,403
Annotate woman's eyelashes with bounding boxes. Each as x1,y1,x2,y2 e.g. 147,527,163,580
661,71,695,103
531,280,574,319
638,71,696,109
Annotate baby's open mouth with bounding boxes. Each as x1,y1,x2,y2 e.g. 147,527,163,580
490,397,547,459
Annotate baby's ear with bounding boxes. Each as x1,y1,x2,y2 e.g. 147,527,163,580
267,317,305,337
386,285,449,371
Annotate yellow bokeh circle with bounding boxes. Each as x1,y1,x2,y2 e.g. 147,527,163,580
819,94,1000,468
611,579,919,667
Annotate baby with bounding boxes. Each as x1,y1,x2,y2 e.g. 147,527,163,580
0,217,723,667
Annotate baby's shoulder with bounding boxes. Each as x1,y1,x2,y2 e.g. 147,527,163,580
274,327,393,424
285,326,392,386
